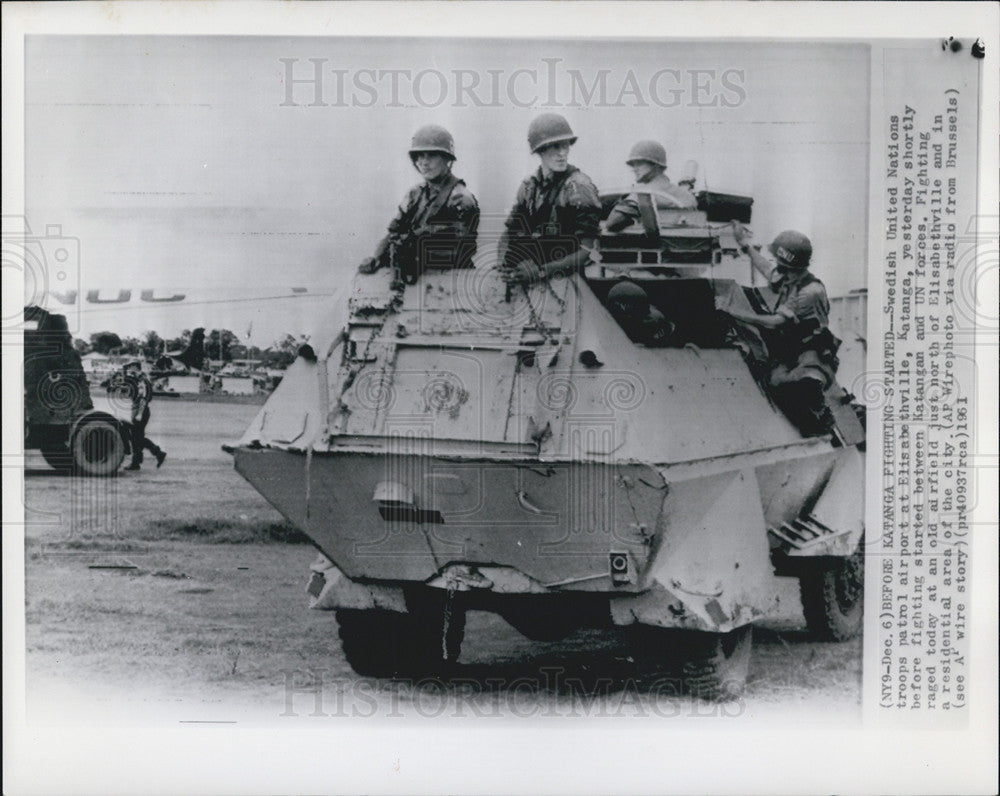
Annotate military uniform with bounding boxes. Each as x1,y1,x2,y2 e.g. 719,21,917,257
115,368,165,470
361,125,479,283
767,270,838,389
613,171,697,222
503,165,602,265
384,175,479,279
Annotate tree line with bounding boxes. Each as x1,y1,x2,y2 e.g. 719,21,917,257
74,329,308,369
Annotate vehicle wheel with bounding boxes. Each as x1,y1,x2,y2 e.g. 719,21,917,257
39,442,73,473
627,624,752,701
799,542,865,641
336,609,413,678
71,418,126,477
676,625,753,701
335,603,465,679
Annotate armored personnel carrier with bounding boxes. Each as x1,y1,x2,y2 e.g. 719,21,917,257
232,190,865,699
24,306,129,475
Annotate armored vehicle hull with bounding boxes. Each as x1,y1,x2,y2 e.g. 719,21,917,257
233,209,866,699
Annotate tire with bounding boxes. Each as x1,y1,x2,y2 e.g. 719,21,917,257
676,625,753,701
39,441,73,473
799,542,865,641
628,624,753,701
335,609,415,678
336,598,465,679
71,417,126,477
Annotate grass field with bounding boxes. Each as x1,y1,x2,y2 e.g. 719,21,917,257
22,398,862,725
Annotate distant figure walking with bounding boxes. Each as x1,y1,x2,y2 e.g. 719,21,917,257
115,360,166,471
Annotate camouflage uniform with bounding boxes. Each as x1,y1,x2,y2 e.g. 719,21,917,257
503,165,601,266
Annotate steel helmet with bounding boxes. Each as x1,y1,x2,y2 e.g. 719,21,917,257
528,113,578,153
626,140,667,168
607,279,650,318
769,230,813,269
408,125,456,160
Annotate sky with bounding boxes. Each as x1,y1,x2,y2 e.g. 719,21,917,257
24,36,870,344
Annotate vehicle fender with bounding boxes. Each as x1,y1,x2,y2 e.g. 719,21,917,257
307,554,407,612
617,468,779,632
798,446,865,557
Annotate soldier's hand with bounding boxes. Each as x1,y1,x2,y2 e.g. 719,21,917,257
358,256,381,274
501,259,542,285
731,221,749,247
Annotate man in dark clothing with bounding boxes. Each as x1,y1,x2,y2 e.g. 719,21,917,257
500,113,602,286
116,360,166,471
358,124,479,284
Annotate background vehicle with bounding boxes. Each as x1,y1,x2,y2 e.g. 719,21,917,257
231,191,866,699
24,306,129,476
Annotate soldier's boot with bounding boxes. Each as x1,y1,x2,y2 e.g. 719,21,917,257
155,450,167,468
125,461,141,471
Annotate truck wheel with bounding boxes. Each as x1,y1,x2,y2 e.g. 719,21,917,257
628,624,752,701
335,605,465,679
677,625,753,701
71,418,126,477
799,543,865,641
335,609,412,677
39,442,73,473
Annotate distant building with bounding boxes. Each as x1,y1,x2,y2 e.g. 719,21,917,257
80,351,117,384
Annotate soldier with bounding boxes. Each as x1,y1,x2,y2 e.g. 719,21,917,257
358,124,479,284
604,140,697,233
116,360,166,471
606,279,675,347
500,113,602,286
721,224,839,433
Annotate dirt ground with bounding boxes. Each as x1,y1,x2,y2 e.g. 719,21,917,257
22,399,862,726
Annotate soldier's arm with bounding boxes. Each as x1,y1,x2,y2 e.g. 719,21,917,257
359,237,390,273
361,191,416,272
731,221,774,281
541,239,596,279
724,306,791,329
604,200,639,233
449,189,480,238
498,185,529,267
542,176,601,275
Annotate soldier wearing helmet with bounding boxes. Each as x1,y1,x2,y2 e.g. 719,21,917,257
604,140,697,233
500,113,602,286
358,124,479,282
721,222,839,434
606,279,675,347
